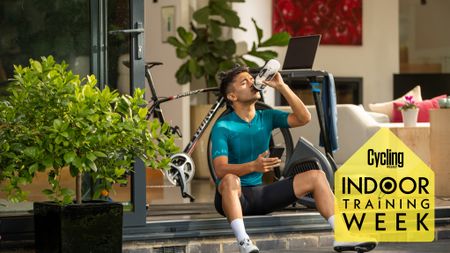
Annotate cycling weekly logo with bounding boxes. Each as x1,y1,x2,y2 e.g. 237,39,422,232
335,128,435,242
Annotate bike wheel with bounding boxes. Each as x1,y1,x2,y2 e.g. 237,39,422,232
207,101,294,183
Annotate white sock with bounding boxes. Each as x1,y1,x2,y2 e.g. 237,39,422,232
327,215,335,231
230,218,249,242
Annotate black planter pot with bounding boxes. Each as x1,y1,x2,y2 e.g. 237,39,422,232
33,201,123,253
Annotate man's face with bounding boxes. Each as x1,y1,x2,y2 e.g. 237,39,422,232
227,72,260,104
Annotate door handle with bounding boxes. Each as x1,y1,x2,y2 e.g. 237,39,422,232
109,28,144,34
109,22,144,60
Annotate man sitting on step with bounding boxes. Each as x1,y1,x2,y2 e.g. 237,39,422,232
210,66,377,253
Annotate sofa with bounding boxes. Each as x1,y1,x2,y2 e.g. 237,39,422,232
274,104,429,166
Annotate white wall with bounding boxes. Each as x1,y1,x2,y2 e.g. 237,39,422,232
145,0,191,147
400,0,450,71
232,0,399,106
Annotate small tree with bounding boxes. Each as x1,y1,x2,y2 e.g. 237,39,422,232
0,56,178,205
168,0,290,87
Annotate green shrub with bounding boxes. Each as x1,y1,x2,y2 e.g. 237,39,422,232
0,56,178,204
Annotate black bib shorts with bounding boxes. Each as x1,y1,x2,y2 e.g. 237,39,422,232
214,176,298,216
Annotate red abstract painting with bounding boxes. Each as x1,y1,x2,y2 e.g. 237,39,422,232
273,0,362,45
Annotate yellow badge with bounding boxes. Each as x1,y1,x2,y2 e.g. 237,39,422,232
335,128,434,242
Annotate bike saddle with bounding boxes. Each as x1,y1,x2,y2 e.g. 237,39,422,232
145,62,163,69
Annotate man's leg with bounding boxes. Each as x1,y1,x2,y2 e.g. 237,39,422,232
292,170,336,240
292,170,377,252
218,174,259,253
218,174,243,223
292,170,334,219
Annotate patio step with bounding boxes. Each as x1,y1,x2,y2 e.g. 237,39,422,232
122,224,450,253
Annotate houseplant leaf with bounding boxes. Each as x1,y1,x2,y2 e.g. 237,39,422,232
251,18,263,44
175,61,191,84
259,32,291,47
167,36,185,48
248,50,278,61
177,27,193,45
193,6,210,24
210,20,222,39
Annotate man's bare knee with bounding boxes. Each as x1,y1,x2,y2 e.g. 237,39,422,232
294,170,327,192
219,174,241,194
302,169,325,180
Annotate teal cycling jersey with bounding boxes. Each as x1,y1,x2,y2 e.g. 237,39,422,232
211,109,290,186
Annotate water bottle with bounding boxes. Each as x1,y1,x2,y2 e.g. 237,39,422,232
253,59,281,90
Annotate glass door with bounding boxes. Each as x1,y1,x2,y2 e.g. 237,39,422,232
0,0,146,237
92,0,146,226
0,0,91,214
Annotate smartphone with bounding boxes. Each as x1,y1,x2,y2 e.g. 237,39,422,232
269,147,285,159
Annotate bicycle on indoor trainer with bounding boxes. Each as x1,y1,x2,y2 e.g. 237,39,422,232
143,62,294,202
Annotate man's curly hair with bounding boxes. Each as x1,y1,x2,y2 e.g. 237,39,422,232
217,65,249,104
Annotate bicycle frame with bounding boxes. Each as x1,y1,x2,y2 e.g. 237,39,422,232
147,89,225,156
145,66,226,156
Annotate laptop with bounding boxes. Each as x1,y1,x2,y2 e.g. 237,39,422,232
282,34,321,71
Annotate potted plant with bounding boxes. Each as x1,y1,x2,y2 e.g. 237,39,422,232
167,0,290,87
399,95,419,127
0,56,178,252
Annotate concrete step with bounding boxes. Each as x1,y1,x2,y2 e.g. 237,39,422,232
1,224,449,253
122,224,450,253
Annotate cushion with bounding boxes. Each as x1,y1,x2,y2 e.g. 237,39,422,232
367,111,390,123
392,94,447,122
368,85,422,120
358,104,389,123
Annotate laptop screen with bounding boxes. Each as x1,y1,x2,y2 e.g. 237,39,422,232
282,34,321,70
